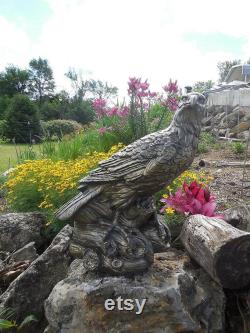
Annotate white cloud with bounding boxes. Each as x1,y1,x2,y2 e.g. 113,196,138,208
1,0,250,97
0,16,32,69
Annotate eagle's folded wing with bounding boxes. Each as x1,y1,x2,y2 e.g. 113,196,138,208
78,133,175,189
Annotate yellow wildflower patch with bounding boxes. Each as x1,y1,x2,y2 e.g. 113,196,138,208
1,144,124,213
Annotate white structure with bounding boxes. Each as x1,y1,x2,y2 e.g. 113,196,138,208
207,86,250,107
225,64,250,83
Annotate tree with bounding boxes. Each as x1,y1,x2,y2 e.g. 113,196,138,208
66,99,95,124
28,57,55,103
0,65,30,97
192,80,214,93
0,96,10,120
40,91,71,121
87,79,118,99
217,60,241,83
4,94,41,143
65,69,87,100
65,69,118,99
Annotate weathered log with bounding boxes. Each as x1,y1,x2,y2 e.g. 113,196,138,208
180,214,250,289
218,137,246,142
211,161,250,168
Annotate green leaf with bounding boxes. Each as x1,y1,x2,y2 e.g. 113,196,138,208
0,319,17,329
17,315,37,330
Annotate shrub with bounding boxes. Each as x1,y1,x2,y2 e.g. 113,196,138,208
1,144,124,218
231,141,245,154
198,132,216,153
3,94,41,143
41,119,83,140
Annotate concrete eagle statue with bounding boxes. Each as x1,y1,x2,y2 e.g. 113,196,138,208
56,92,206,275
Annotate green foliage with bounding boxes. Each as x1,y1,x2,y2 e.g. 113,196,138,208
0,65,30,97
0,120,7,138
3,94,41,143
217,59,241,83
192,80,214,93
0,96,11,120
198,132,216,153
28,57,55,103
41,119,83,140
231,141,246,154
163,212,185,228
15,145,38,164
147,103,174,132
39,100,64,121
66,99,95,125
0,307,37,331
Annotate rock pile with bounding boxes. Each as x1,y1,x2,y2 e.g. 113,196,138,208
0,208,250,332
203,105,250,139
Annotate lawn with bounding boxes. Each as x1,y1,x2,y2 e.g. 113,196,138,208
0,144,40,173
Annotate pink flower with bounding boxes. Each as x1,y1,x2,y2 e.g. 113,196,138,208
137,91,148,98
98,127,107,135
148,91,157,98
163,79,179,94
140,81,149,91
107,106,119,116
160,181,224,219
162,96,179,111
92,99,107,118
128,77,141,94
118,105,129,117
128,77,150,98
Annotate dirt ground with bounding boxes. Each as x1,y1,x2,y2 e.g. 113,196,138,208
193,142,250,212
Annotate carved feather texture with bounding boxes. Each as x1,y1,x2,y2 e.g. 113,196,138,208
56,93,205,221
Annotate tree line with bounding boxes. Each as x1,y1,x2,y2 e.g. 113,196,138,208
0,57,247,143
0,57,118,143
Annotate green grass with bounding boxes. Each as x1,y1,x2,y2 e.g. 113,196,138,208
0,144,40,173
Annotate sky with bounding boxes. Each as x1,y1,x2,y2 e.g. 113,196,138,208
0,0,250,98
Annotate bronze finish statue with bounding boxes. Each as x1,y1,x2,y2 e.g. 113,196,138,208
56,93,206,275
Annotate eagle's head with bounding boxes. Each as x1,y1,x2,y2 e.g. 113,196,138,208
172,92,206,137
174,92,206,125
180,92,206,111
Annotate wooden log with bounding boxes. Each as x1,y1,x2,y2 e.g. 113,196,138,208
211,161,250,168
180,214,250,289
219,137,246,142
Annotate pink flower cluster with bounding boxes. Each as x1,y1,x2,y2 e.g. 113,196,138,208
128,77,157,99
163,79,179,94
92,99,129,119
92,99,107,118
161,79,179,112
160,181,224,219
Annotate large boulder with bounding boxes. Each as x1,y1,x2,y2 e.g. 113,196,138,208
0,225,73,333
9,242,38,262
44,250,225,333
0,212,45,252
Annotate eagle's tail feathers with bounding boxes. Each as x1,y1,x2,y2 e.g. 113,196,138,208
55,186,102,221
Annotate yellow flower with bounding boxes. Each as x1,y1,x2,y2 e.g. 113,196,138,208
165,207,175,214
